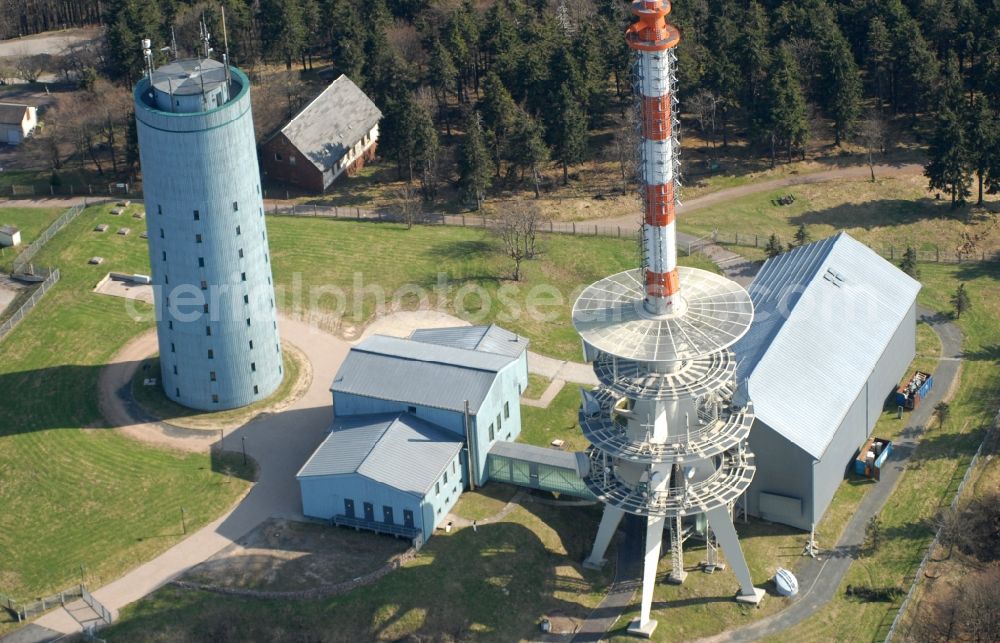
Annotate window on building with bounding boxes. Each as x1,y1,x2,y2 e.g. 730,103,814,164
243,294,249,304
203,303,209,313
170,342,175,353
212,394,219,403
168,321,173,330
175,387,180,397
241,272,246,282
200,280,207,290
289,155,297,165
157,204,162,215
193,210,200,220
274,152,282,161
383,505,393,524
407,405,416,414
198,257,205,268
206,326,212,336
208,349,214,359
210,371,216,382
251,362,256,372
159,228,164,238
238,248,243,258
173,365,178,375
232,201,238,212
452,461,456,474
435,482,440,495
246,317,251,327
497,413,502,430
504,402,510,419
488,423,495,441
443,471,448,484
195,234,202,243
249,340,254,350
236,225,241,236
161,251,166,261
164,275,169,284
253,385,259,394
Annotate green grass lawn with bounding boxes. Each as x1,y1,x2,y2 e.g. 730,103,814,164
0,202,251,629
520,384,588,452
103,500,613,642
680,174,1000,257
0,206,63,271
522,373,552,400
267,215,718,360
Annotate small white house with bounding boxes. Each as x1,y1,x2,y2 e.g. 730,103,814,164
0,225,21,247
0,103,38,145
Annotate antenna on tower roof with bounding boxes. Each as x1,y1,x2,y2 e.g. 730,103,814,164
200,15,212,60
170,27,178,60
221,5,232,86
141,37,154,80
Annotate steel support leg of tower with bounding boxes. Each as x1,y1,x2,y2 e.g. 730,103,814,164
583,505,625,569
706,506,765,605
628,516,666,638
667,514,687,584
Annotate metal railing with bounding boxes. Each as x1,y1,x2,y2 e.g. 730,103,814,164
80,585,113,625
0,583,84,623
883,410,1000,642
0,268,59,342
11,203,84,274
332,514,421,539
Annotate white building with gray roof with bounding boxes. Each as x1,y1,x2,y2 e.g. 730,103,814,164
733,232,921,530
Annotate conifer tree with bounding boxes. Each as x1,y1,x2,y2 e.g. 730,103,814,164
479,72,518,176
549,85,588,185
899,246,919,278
926,105,972,208
762,46,809,165
508,108,549,198
951,283,971,319
458,110,494,210
965,96,997,205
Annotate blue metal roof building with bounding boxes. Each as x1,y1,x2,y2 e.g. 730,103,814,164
733,233,921,530
297,413,465,542
300,328,529,541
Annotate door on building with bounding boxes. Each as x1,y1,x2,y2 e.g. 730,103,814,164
344,498,355,518
363,502,374,521
383,506,394,524
403,509,414,528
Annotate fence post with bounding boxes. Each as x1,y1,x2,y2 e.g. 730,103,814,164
617,226,621,238
357,207,361,219
890,246,894,260
550,220,553,232
936,246,940,262
482,216,486,227
572,222,576,234
313,204,317,216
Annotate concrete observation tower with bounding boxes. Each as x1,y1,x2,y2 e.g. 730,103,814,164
573,0,764,635
133,29,282,411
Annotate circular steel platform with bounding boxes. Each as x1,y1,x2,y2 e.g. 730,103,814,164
572,268,754,363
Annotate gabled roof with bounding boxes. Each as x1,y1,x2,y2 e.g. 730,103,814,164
733,233,921,460
409,324,528,358
332,334,516,413
270,75,381,173
0,103,29,125
296,412,463,497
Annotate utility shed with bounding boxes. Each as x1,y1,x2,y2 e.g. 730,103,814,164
332,333,525,486
409,324,530,395
0,103,37,145
733,233,921,530
0,225,21,247
260,75,381,192
297,413,464,542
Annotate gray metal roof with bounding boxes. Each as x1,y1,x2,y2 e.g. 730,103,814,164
409,324,528,358
0,103,29,125
332,335,514,413
151,59,227,96
274,75,382,173
733,233,921,459
488,440,581,471
0,225,19,235
296,412,463,497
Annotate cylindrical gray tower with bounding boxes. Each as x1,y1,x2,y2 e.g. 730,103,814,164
134,57,283,411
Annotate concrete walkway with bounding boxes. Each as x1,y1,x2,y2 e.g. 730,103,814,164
29,316,350,637
522,378,566,409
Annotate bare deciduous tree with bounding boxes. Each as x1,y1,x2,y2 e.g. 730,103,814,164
14,51,48,83
608,110,639,196
493,199,548,281
859,115,886,182
395,183,423,229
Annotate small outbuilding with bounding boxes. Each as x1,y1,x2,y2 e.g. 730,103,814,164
734,233,921,531
0,225,21,247
0,103,37,145
260,75,381,192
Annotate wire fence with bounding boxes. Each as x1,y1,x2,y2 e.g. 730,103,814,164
710,230,1000,264
0,268,59,343
5,182,132,198
883,410,1000,642
80,585,113,625
0,582,84,623
11,203,85,274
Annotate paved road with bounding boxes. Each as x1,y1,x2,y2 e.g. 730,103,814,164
28,316,349,637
